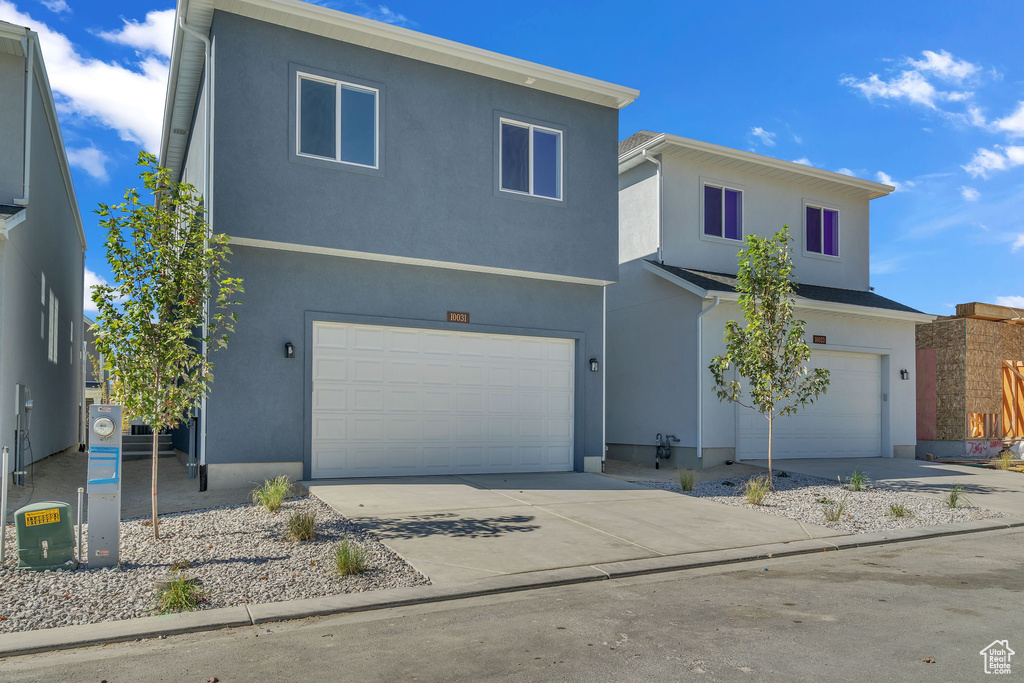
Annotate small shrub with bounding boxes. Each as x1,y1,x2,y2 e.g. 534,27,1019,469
252,475,292,512
844,468,871,492
677,469,696,492
888,503,912,518
287,511,317,542
947,483,972,509
334,538,367,576
776,471,790,478
154,574,207,614
822,494,848,522
743,475,772,505
170,559,191,571
994,450,1015,470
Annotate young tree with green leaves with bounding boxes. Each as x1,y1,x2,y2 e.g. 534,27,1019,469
92,152,243,539
708,225,829,483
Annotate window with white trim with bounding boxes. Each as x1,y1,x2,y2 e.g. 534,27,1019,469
48,290,58,364
702,182,743,240
805,203,840,257
296,73,378,168
499,119,562,200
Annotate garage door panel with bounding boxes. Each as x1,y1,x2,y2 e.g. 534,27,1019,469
736,351,881,460
353,327,385,350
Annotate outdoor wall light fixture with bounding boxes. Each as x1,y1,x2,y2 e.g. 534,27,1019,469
590,358,600,372
285,341,295,359
900,369,910,380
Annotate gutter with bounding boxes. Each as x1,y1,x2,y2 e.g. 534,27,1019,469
696,296,720,461
13,32,34,207
639,150,663,263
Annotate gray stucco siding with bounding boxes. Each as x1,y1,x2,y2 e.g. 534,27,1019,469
0,54,25,203
204,245,606,476
208,11,619,283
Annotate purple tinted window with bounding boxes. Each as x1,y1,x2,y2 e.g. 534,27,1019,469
704,185,722,237
806,206,822,253
823,209,839,256
724,189,742,240
501,123,529,193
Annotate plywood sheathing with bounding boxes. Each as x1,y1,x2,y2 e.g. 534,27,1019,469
916,319,967,440
965,318,1024,418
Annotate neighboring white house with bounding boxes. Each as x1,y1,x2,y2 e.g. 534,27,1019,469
607,131,933,469
0,22,86,469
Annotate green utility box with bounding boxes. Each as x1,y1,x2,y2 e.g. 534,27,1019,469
15,501,78,571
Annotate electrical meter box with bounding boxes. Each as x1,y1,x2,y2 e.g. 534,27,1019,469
88,404,123,568
15,501,78,571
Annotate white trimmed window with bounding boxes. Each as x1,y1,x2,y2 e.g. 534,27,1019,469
48,290,58,364
805,202,840,257
296,73,379,168
702,182,743,241
499,119,563,200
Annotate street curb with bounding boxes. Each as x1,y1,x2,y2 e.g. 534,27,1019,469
2,517,1021,657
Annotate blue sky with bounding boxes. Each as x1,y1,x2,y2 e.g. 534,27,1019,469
2,0,1022,316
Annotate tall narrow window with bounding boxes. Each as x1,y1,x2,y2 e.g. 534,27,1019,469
48,291,58,364
806,204,840,257
499,119,562,200
703,183,742,240
297,73,378,168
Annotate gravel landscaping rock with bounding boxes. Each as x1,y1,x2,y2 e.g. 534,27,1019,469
0,496,427,633
634,472,1006,533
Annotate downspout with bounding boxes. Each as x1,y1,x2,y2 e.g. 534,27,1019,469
696,296,720,461
179,17,213,490
602,285,607,472
640,149,663,263
14,32,35,206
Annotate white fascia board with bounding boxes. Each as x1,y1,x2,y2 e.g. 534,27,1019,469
229,236,614,286
162,0,638,175
0,208,27,239
643,261,935,324
619,134,894,200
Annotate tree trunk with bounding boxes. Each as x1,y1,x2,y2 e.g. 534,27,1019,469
767,414,774,488
151,429,159,540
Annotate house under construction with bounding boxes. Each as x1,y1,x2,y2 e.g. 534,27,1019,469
916,302,1024,460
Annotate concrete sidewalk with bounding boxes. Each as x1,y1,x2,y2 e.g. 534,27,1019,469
745,457,1024,516
305,472,844,583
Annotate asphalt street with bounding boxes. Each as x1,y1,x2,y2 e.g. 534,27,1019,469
2,528,1021,682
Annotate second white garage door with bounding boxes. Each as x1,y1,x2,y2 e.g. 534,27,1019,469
311,321,575,478
736,350,882,460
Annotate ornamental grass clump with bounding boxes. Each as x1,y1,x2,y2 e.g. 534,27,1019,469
821,494,849,522
677,469,696,492
743,475,772,505
334,538,367,576
888,503,912,518
946,483,972,509
844,468,871,492
154,573,208,614
286,511,317,542
994,450,1015,470
253,475,292,512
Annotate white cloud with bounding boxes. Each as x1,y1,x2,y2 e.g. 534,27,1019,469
907,50,980,81
995,295,1024,309
962,145,1024,178
354,3,412,26
750,126,776,147
836,167,856,176
791,157,814,166
96,9,174,59
792,133,803,144
842,71,943,109
960,186,980,201
869,255,905,276
40,0,69,13
875,170,914,192
66,145,110,181
993,101,1024,138
1013,234,1024,252
0,2,168,152
83,268,105,314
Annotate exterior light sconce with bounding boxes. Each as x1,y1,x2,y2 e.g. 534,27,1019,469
285,342,295,359
589,358,600,373
899,369,909,380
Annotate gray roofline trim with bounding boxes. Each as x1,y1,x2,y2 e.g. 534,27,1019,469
619,133,894,200
0,207,26,239
642,260,935,324
161,0,638,175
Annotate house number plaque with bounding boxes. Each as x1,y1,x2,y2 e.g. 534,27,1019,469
447,311,470,323
812,335,826,344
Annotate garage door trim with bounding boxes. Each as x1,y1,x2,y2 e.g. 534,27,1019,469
302,311,587,479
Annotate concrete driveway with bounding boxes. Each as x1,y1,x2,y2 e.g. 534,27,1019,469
747,457,1024,516
306,472,843,584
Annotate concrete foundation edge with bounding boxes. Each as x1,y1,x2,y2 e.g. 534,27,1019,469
207,462,304,490
2,517,1021,657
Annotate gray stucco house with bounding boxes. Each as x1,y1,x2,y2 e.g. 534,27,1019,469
0,21,86,469
161,0,637,488
608,132,933,470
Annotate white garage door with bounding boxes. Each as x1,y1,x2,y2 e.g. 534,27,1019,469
736,351,881,460
311,321,575,478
